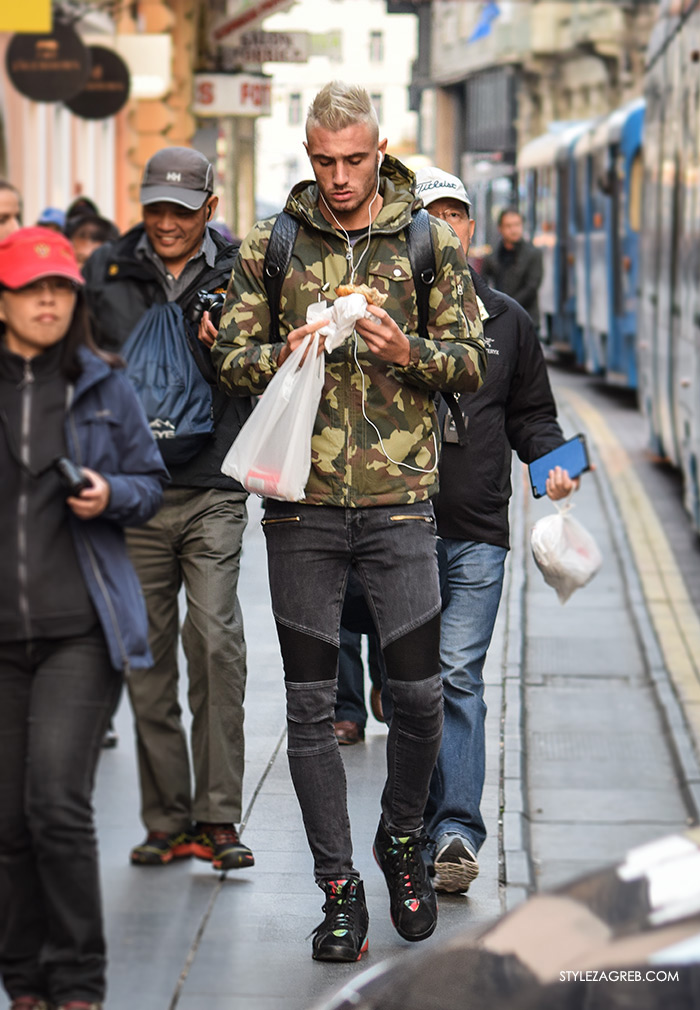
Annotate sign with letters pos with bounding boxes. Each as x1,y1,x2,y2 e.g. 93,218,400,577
221,30,310,62
64,46,130,120
5,23,91,103
212,0,296,43
193,73,271,117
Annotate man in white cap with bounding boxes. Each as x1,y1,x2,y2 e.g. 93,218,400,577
415,166,575,893
83,147,255,875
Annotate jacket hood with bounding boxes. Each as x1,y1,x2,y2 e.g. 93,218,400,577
73,346,114,400
284,153,420,236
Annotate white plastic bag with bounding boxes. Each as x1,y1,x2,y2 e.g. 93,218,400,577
530,500,603,604
308,293,374,353
221,332,325,501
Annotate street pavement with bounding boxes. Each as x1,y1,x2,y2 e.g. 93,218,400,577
24,378,698,1010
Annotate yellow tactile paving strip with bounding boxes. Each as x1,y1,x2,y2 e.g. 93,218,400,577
561,387,700,755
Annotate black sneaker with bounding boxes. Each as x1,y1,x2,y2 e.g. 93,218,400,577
373,819,437,942
311,878,369,962
130,829,193,866
191,823,255,871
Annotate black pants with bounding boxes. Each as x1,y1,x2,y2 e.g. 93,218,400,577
0,630,121,1006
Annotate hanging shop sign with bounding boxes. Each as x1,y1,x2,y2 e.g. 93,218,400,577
221,30,310,63
5,23,91,103
64,46,130,120
193,73,272,117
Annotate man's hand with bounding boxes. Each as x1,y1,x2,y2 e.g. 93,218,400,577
198,309,218,348
67,467,111,519
545,465,579,501
278,315,330,366
354,305,411,366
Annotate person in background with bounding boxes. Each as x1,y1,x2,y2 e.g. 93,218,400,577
0,181,21,239
481,207,543,331
67,216,120,268
35,208,66,233
0,227,167,1010
65,196,99,230
415,166,575,894
83,146,254,875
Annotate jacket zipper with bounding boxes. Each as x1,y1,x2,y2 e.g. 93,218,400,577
67,388,130,673
17,360,34,640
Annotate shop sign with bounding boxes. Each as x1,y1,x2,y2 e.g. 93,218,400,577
64,46,131,120
222,30,309,63
5,23,91,103
193,73,272,117
212,1,296,42
0,0,51,33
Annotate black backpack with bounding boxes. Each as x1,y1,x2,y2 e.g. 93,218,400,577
262,208,467,445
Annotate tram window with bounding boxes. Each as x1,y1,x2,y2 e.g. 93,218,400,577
628,152,643,232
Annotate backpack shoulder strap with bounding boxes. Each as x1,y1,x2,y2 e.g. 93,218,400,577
405,208,436,342
263,211,300,343
406,208,468,448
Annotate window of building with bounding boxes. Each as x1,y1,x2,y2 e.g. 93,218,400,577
369,30,384,62
371,92,383,124
288,92,302,126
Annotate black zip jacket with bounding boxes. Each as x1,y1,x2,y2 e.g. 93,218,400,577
481,238,543,329
434,268,564,549
83,224,252,492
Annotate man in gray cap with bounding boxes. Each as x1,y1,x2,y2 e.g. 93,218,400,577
83,147,255,874
415,166,575,895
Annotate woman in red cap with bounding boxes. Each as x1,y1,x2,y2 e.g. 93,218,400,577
0,228,168,1010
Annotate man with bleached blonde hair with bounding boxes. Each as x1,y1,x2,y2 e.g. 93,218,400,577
213,82,486,961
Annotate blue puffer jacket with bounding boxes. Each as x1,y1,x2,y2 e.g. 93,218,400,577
66,347,168,671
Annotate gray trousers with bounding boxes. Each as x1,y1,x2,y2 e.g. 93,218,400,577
126,487,248,833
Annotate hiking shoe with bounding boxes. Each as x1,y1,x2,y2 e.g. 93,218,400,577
10,999,51,1010
129,829,193,866
191,823,254,871
373,819,437,942
311,878,369,962
434,835,480,894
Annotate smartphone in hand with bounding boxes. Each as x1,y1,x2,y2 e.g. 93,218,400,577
528,434,590,498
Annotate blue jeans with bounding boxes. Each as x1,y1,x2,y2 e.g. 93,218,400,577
335,628,385,727
424,538,507,855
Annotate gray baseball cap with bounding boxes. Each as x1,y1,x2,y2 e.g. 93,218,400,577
415,166,472,212
140,147,214,210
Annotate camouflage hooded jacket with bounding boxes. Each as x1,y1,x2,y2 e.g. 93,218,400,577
213,154,485,507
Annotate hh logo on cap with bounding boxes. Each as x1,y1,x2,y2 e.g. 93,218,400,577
166,172,182,182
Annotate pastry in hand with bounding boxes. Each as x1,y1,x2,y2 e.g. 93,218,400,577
334,283,387,307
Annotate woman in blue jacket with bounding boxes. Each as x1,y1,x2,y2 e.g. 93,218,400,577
0,227,168,1010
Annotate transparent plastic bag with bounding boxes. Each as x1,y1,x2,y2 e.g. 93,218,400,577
221,332,324,501
530,500,603,604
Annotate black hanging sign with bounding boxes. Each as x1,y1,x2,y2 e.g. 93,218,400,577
5,23,91,103
65,46,131,120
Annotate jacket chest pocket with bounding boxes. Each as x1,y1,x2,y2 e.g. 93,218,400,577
366,260,415,329
72,412,122,469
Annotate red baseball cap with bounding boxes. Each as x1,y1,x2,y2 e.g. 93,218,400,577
0,227,85,290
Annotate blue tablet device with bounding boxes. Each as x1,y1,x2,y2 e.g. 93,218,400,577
528,434,590,498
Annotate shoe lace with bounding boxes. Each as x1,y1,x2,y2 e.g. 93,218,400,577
310,879,361,938
385,834,429,904
206,825,241,845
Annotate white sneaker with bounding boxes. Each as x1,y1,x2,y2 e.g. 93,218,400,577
434,835,479,893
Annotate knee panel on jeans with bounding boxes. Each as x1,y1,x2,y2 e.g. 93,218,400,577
382,614,441,682
276,622,339,683
285,679,338,758
386,673,443,742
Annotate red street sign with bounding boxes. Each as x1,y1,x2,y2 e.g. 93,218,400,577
213,0,294,42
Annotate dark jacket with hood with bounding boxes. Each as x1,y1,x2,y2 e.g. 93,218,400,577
82,223,251,492
434,268,564,549
0,344,168,671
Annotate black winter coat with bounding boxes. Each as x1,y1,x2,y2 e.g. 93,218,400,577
434,269,563,549
482,238,543,329
82,224,252,492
